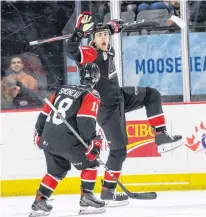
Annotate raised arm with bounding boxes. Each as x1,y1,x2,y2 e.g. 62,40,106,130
65,11,97,65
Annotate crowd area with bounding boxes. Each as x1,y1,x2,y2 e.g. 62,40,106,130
1,1,206,110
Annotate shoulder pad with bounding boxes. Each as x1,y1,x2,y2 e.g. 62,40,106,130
91,89,100,99
83,87,100,100
79,46,97,65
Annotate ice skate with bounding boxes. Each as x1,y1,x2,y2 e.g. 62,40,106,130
100,187,129,207
155,130,183,153
29,191,52,217
79,192,106,215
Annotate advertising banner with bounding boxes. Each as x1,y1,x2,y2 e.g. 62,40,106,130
122,32,206,95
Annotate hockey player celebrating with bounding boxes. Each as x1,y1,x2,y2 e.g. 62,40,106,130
30,63,105,216
65,11,183,207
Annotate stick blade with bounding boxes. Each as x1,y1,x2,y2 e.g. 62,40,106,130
170,15,186,29
130,192,157,200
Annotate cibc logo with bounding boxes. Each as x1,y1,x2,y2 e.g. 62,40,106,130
126,120,160,158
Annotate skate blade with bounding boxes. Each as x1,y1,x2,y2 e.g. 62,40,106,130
29,210,51,217
104,199,129,207
158,139,184,154
78,206,106,215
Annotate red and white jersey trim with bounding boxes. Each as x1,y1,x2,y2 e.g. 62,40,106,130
82,167,98,170
103,179,117,183
109,170,121,173
81,179,96,182
41,111,49,116
40,183,55,191
77,114,97,120
104,170,121,182
47,174,60,182
148,113,164,119
148,113,166,127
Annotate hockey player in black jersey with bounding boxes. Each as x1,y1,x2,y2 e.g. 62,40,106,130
30,63,105,216
65,11,183,207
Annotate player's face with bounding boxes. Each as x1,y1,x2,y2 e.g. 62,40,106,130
10,57,24,73
94,31,110,51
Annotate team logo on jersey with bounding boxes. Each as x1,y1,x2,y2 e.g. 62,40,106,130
102,52,108,61
185,122,206,152
43,140,49,146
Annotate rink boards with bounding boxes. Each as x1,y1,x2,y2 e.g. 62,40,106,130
1,103,206,196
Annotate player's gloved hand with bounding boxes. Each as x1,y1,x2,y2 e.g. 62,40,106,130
75,11,94,38
107,19,125,34
85,136,102,161
33,130,41,149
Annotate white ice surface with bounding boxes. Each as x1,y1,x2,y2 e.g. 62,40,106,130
1,191,206,217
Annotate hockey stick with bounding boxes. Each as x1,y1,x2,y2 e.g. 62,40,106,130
44,98,157,200
169,15,186,29
29,34,72,46
123,15,186,29
29,15,185,46
29,20,160,46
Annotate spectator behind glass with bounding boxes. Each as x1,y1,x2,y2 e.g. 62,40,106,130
166,0,180,26
1,77,43,110
137,1,169,13
21,52,48,90
166,0,180,17
7,55,37,90
1,77,20,110
99,1,110,22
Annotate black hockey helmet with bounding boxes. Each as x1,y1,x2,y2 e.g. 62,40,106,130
79,63,100,86
92,23,111,36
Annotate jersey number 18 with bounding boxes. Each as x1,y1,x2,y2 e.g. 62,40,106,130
46,96,72,125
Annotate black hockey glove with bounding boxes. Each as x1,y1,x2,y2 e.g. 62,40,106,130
107,19,125,34
74,11,94,38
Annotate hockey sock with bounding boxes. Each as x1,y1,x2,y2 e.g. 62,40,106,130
38,173,60,198
148,113,166,133
81,168,97,193
103,170,121,190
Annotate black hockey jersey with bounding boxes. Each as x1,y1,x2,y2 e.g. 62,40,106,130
65,35,123,106
35,85,100,156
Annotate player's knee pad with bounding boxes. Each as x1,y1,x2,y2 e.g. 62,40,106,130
106,147,127,171
145,87,161,105
73,160,100,170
